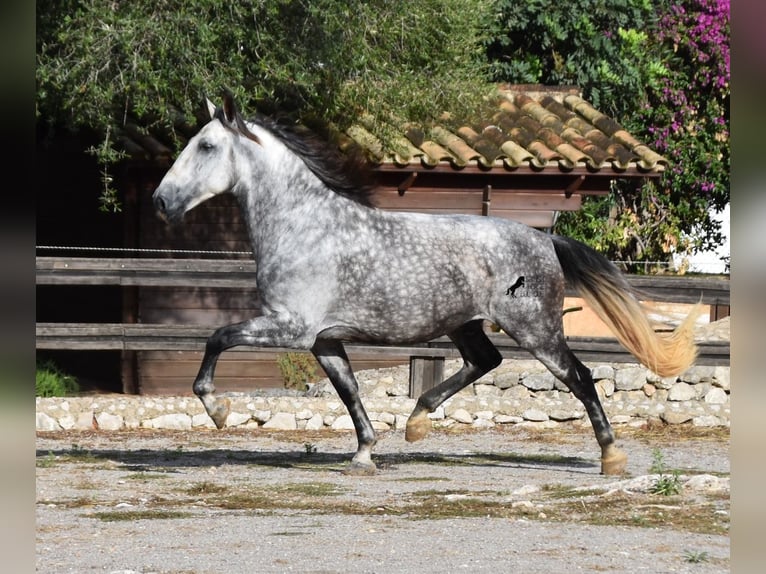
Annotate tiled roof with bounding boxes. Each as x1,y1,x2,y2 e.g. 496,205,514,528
118,85,666,179
342,86,667,176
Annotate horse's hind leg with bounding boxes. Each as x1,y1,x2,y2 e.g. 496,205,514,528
521,334,627,475
311,338,377,475
406,320,502,442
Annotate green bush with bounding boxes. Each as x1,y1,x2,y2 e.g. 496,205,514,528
276,352,321,392
36,360,79,397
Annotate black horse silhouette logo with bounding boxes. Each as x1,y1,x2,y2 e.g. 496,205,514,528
506,276,525,298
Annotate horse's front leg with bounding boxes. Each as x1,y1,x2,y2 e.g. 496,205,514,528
311,339,377,475
193,315,309,429
406,321,502,442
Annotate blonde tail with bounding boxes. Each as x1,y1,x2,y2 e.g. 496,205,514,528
552,236,700,377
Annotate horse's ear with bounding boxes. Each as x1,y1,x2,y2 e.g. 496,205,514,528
205,98,216,120
221,90,238,124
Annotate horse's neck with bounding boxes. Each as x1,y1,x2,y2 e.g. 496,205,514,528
235,173,363,259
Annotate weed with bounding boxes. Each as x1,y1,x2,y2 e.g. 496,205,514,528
185,481,230,496
276,352,321,391
36,452,57,468
683,550,710,563
92,510,192,522
303,443,317,455
649,448,682,496
36,360,79,397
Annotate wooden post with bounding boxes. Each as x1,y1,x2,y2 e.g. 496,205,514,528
409,356,445,398
120,177,140,394
709,303,730,321
481,184,492,216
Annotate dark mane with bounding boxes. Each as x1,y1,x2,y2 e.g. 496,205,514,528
250,114,378,207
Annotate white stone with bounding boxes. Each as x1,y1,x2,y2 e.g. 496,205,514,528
330,414,355,430
305,413,325,430
75,411,95,430
263,412,297,430
704,387,728,404
494,372,519,389
226,412,252,427
58,415,75,430
394,414,409,430
591,365,615,380
494,414,523,424
475,385,501,396
712,366,730,391
252,410,272,424
615,367,647,391
148,413,191,430
36,412,60,432
668,382,696,401
610,415,632,424
693,415,722,427
596,379,615,398
521,373,555,391
661,410,693,424
475,410,494,420
375,411,396,425
192,413,217,428
95,412,124,431
472,418,494,429
450,408,474,424
522,408,548,422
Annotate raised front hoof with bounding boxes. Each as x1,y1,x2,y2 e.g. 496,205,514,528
208,398,231,430
342,461,377,476
404,413,431,443
601,449,628,475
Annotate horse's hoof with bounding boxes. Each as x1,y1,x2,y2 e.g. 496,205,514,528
601,448,628,475
405,412,431,442
342,461,377,476
209,398,231,429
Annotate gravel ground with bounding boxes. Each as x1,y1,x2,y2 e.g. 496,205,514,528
36,424,729,574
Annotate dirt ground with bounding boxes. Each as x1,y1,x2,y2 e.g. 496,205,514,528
36,423,729,573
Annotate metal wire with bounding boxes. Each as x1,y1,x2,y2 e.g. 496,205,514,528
36,245,682,268
36,245,253,256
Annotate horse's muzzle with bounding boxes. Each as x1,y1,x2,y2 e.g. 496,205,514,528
152,188,181,224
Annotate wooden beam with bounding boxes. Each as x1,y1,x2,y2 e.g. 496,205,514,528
35,322,731,366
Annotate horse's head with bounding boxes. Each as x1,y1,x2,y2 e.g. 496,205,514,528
153,91,261,224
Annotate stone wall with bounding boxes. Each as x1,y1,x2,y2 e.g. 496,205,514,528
36,358,730,432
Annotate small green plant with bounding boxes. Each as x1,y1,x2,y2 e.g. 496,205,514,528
303,443,317,456
649,448,681,496
36,360,79,397
276,352,321,392
683,550,710,563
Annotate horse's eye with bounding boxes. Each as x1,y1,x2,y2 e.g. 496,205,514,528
199,140,214,152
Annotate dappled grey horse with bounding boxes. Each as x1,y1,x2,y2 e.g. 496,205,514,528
153,91,699,475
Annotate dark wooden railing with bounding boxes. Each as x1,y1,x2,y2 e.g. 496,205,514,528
36,256,730,396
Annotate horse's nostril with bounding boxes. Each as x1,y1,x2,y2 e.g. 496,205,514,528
154,193,167,215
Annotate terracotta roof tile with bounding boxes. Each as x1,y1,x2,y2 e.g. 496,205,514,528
348,86,667,176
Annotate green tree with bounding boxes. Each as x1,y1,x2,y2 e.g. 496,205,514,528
488,0,729,271
36,0,495,211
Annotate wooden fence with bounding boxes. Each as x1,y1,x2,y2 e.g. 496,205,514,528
36,256,730,397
